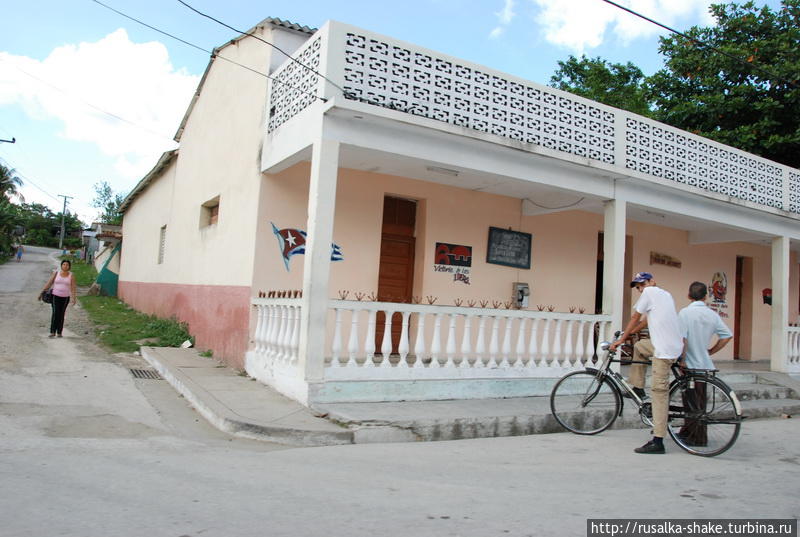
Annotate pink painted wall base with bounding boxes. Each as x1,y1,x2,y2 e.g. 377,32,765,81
119,281,252,369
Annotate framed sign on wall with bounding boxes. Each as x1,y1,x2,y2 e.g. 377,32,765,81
486,227,531,269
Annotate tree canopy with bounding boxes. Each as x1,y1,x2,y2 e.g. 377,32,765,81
549,0,799,168
91,181,125,226
0,163,24,202
549,55,653,118
0,161,85,256
649,0,799,168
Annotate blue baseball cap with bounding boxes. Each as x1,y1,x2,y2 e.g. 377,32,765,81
629,272,654,287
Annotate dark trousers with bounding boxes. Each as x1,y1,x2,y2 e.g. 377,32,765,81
50,295,70,335
680,381,708,444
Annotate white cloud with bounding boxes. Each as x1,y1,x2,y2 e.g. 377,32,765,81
489,27,506,39
497,0,516,24
489,0,516,39
0,29,199,181
529,0,715,52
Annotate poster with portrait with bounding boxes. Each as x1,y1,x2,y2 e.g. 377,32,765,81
708,271,729,318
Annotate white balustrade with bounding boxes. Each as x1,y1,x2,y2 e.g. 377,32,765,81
474,316,487,368
488,316,500,368
788,327,800,372
499,317,513,367
250,299,613,381
528,318,539,368
540,319,551,368
331,308,343,367
364,310,377,367
514,318,527,368
250,299,303,370
562,320,574,369
318,300,612,381
430,313,443,368
398,311,411,367
380,310,393,367
460,315,473,367
413,312,426,368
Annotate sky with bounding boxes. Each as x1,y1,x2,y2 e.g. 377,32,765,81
0,0,780,224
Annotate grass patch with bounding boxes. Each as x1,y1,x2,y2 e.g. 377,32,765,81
79,295,193,353
61,255,98,287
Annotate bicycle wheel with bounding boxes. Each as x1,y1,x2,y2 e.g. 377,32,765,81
550,370,621,435
667,376,741,457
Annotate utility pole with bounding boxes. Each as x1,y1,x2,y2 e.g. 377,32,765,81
58,195,73,250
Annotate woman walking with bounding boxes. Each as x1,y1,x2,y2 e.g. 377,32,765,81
39,260,77,338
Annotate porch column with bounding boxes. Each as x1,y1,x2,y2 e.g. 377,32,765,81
770,236,790,372
298,137,340,382
603,199,626,336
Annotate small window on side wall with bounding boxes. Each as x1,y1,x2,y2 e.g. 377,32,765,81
158,225,166,264
200,196,220,228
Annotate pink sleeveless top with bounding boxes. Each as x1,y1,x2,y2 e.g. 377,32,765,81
52,272,72,298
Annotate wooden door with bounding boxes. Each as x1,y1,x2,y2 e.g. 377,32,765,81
376,197,416,353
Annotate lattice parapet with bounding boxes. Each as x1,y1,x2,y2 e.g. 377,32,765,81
625,118,784,209
267,37,322,133
341,32,615,165
789,171,800,213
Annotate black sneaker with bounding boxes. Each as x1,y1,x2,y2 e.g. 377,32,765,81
634,440,665,454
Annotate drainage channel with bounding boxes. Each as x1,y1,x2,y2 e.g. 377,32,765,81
129,368,163,380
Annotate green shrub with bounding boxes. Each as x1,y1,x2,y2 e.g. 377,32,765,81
79,296,193,353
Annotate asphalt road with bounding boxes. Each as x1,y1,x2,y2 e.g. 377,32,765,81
1,246,798,537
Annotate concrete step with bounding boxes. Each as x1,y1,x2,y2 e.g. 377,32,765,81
324,387,800,443
730,383,797,401
739,398,800,419
716,372,759,385
633,371,759,386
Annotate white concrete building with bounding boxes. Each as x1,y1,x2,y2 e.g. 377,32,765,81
119,17,800,407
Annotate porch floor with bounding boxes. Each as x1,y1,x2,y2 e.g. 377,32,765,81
142,347,799,445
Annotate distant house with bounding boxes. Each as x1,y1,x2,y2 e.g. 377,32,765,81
87,222,122,295
119,17,800,407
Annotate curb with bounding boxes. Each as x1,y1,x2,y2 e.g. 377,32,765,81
140,347,354,447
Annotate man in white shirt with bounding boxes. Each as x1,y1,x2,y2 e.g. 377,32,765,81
676,281,733,445
611,272,684,454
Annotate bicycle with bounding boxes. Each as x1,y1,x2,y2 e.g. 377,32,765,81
549,332,743,456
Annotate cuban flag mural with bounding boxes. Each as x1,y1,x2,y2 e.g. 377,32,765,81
272,222,344,271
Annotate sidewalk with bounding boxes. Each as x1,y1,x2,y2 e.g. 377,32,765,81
141,346,800,446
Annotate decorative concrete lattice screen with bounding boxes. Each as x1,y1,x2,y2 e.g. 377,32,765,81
342,32,616,165
267,37,322,133
625,118,784,209
790,171,800,213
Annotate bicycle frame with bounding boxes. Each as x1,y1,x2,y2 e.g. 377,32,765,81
552,337,743,455
589,347,651,414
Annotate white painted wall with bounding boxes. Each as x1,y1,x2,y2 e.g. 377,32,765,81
121,25,311,288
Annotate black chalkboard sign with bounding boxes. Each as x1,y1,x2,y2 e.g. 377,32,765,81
486,227,531,269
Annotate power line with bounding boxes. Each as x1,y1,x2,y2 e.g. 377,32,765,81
92,1,446,127
175,0,348,98
173,0,443,118
3,60,178,143
90,0,325,102
599,0,798,89
0,156,60,203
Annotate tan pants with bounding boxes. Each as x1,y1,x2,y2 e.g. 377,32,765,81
629,339,674,438
628,339,654,389
651,357,676,438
